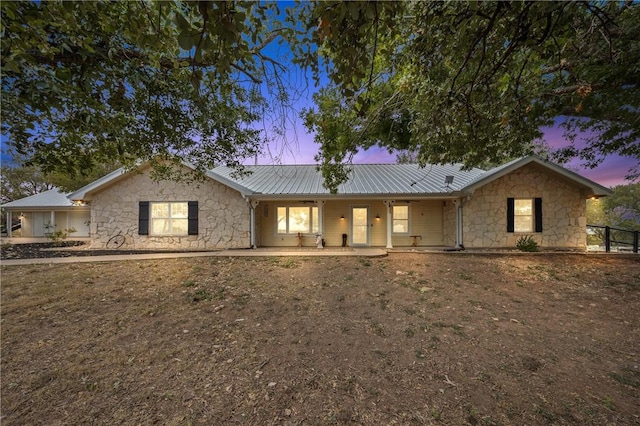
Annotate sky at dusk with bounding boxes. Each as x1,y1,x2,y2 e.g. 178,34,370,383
252,116,637,189
2,85,635,189
2,1,637,190
247,3,638,189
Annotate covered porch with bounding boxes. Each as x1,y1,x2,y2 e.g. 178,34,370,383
1,188,91,238
249,197,463,249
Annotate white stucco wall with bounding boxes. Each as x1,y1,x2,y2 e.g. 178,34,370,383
11,210,90,238
89,167,250,250
256,200,447,247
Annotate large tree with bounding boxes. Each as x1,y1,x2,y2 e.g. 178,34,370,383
294,1,639,191
0,152,119,204
1,1,292,179
586,183,639,246
0,163,54,204
3,1,639,190
603,183,640,231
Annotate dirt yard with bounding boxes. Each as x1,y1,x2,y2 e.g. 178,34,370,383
1,253,639,425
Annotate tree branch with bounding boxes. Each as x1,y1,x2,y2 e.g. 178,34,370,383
139,0,160,36
367,3,378,91
449,2,503,94
230,63,261,84
251,29,286,53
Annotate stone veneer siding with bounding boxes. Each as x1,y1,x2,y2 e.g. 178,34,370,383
462,164,587,249
89,168,250,250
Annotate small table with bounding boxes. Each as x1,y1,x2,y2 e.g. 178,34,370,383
410,235,422,247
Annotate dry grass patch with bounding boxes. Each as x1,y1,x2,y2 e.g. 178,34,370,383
2,254,639,425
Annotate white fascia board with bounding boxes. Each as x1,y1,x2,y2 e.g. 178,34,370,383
67,167,128,201
461,155,612,197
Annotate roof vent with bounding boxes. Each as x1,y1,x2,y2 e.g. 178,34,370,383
444,175,454,185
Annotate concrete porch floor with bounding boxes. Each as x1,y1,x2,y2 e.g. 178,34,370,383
1,238,468,266
0,243,390,266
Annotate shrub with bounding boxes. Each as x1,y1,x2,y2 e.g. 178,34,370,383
516,235,539,252
47,227,77,245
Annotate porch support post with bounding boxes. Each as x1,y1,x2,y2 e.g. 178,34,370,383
50,211,56,234
314,200,325,248
383,200,395,249
249,200,259,249
454,199,463,248
6,211,12,237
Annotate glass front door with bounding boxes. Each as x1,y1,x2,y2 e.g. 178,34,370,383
351,207,369,246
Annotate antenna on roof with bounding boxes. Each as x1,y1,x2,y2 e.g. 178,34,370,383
444,175,454,192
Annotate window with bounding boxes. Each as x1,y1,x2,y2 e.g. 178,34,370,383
151,202,189,235
507,198,542,233
277,206,319,234
514,199,533,232
393,205,409,234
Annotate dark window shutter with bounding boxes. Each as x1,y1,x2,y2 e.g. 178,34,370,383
138,201,149,235
507,198,515,233
188,201,198,235
534,198,543,233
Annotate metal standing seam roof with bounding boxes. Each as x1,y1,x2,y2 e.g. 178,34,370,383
2,156,613,209
210,163,486,196
1,188,78,209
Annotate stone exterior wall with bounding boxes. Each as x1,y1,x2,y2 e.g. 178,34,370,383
89,167,250,250
463,164,587,249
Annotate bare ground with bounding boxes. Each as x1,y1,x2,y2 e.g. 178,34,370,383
1,253,639,425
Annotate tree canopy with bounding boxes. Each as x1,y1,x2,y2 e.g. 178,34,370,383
586,183,639,249
0,162,54,204
2,1,638,190
1,0,291,179
603,183,640,231
0,153,118,203
295,1,639,190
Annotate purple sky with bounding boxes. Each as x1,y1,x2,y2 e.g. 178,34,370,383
247,5,638,189
253,122,637,188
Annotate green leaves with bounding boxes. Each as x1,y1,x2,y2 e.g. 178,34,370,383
2,0,284,178
603,184,640,231
295,1,640,185
4,0,637,189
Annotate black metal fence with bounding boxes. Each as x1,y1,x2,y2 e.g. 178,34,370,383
587,225,639,253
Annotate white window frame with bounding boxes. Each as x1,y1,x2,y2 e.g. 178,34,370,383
150,202,189,236
276,206,319,235
392,204,410,234
514,199,534,233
